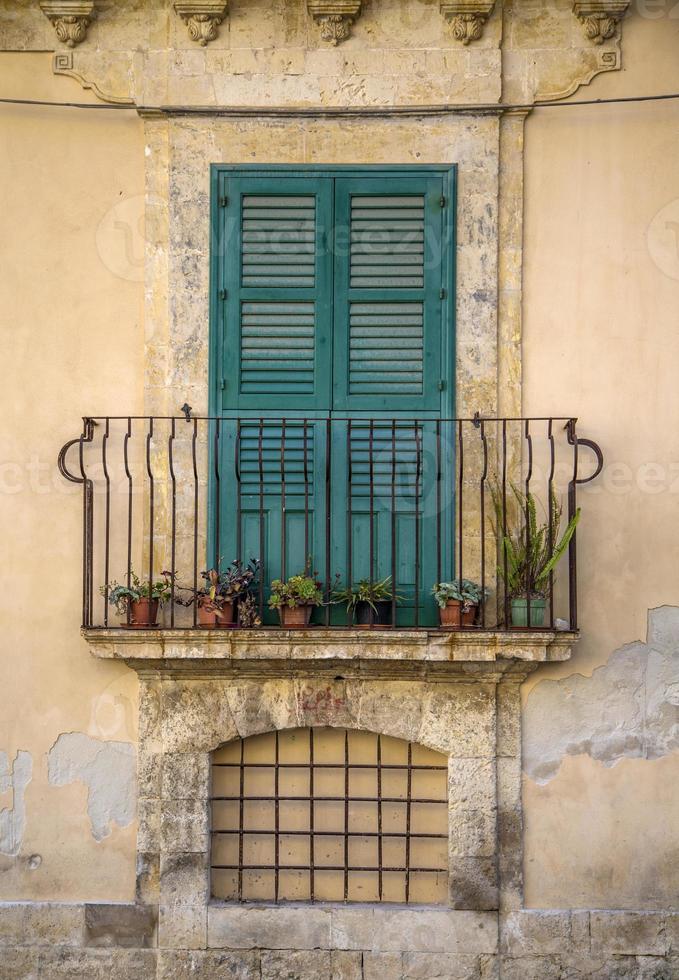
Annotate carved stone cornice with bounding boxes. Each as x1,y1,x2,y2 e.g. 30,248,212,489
573,1,630,44
439,0,495,44
174,1,228,45
307,0,362,45
40,0,94,47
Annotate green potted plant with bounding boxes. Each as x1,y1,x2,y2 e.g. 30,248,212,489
432,579,486,628
332,576,401,627
268,564,324,627
100,571,175,628
493,486,580,627
177,559,260,628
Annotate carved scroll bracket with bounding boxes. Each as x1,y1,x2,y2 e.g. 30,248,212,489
573,1,630,44
307,0,362,45
40,1,94,47
174,1,229,45
439,0,495,44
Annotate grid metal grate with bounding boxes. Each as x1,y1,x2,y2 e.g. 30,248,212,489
211,727,449,904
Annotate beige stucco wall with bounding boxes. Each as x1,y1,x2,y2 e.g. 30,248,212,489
0,54,143,900
522,14,679,908
1,3,678,917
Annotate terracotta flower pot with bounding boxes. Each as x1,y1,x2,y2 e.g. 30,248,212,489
197,598,235,628
125,597,159,628
279,604,313,627
439,598,477,628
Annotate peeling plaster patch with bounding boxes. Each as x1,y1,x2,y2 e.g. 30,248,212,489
524,606,679,784
0,751,32,856
47,734,136,841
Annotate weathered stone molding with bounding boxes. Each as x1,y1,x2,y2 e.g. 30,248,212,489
439,0,495,45
173,1,229,46
39,0,94,47
573,1,630,44
52,53,135,106
307,0,362,45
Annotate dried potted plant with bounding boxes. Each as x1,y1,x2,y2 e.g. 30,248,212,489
268,563,324,627
432,579,486,628
178,559,260,628
493,486,580,627
332,576,401,627
101,571,175,628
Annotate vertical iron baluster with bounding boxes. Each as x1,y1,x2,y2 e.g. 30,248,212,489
377,734,383,900
343,730,350,901
303,419,309,565
567,419,579,630
457,419,464,626
79,428,93,628
346,421,353,627
547,420,556,629
501,420,509,629
524,420,533,627
214,417,221,568
235,420,242,562
391,420,397,629
169,419,177,628
325,419,332,627
309,728,315,901
102,419,110,627
238,738,245,900
480,421,488,629
404,741,412,902
369,419,375,626
435,420,441,595
274,730,280,901
258,419,265,620
281,419,287,584
414,421,422,628
191,419,198,628
146,418,154,609
124,418,133,627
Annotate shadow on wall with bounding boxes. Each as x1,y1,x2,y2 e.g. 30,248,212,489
524,606,679,784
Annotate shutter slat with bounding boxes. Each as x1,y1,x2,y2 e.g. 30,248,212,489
350,196,425,290
240,300,316,395
348,301,424,396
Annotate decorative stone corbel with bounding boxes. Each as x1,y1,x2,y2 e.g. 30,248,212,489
439,0,495,44
307,0,362,45
573,1,630,44
40,1,94,47
174,1,229,46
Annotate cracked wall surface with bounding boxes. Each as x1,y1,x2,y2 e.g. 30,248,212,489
48,734,136,842
524,607,679,784
0,751,32,857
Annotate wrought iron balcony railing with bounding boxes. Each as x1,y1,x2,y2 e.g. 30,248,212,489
58,415,603,631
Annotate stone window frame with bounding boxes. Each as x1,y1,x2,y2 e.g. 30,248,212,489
133,667,525,951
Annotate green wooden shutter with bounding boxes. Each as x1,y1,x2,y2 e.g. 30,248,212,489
332,176,445,414
218,176,333,412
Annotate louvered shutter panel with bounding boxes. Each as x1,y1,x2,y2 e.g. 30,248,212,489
332,176,445,413
219,177,333,412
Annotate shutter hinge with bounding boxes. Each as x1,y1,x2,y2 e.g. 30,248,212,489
219,288,227,300
439,287,446,300
219,195,228,207
220,378,226,390
438,380,446,391
439,195,446,208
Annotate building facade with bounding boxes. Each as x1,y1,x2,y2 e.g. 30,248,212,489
1,1,679,977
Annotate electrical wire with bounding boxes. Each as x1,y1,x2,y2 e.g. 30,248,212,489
1,91,679,116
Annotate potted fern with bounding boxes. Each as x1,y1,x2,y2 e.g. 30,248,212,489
432,579,486,628
332,576,400,627
493,486,580,627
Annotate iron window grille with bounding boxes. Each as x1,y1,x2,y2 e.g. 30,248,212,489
211,727,449,904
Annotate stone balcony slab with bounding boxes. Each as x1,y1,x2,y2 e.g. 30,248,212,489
83,628,576,679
